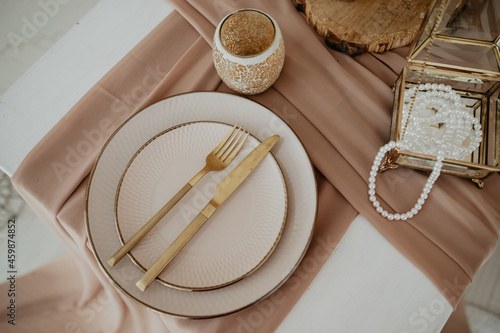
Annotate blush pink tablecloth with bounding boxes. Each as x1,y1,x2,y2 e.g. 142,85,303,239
2,0,499,332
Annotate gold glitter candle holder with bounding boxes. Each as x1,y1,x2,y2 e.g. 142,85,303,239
213,9,285,95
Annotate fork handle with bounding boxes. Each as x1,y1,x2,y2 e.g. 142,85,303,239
107,166,210,266
107,184,195,267
108,167,210,266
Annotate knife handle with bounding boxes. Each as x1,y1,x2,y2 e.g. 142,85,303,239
107,183,193,267
136,210,211,291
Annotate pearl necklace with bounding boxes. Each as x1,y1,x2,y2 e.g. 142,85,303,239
369,84,482,221
401,83,482,159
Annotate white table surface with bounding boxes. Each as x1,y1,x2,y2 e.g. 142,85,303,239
0,0,453,332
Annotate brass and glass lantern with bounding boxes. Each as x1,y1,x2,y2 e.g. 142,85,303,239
383,0,500,188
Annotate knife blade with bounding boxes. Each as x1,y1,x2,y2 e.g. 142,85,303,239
136,134,280,291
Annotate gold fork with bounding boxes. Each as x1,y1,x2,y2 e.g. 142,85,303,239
107,124,249,266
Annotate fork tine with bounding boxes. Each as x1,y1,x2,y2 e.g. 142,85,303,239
216,125,242,157
220,129,245,160
213,123,238,155
223,132,249,162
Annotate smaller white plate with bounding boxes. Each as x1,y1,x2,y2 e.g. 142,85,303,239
115,122,287,291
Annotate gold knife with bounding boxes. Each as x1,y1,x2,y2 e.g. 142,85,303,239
136,134,280,291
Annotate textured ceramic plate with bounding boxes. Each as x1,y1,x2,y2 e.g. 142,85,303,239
115,121,287,291
85,92,317,319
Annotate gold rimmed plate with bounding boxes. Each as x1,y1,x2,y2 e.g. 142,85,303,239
115,121,288,291
85,92,317,319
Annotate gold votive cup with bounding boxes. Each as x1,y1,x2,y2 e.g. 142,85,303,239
212,9,285,95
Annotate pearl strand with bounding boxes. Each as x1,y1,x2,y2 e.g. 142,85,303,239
369,141,443,221
373,0,451,222
401,83,482,160
370,84,482,221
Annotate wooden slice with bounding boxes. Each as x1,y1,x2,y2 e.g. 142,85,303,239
293,0,434,55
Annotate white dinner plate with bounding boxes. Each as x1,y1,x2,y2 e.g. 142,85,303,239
85,92,317,318
115,121,288,291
